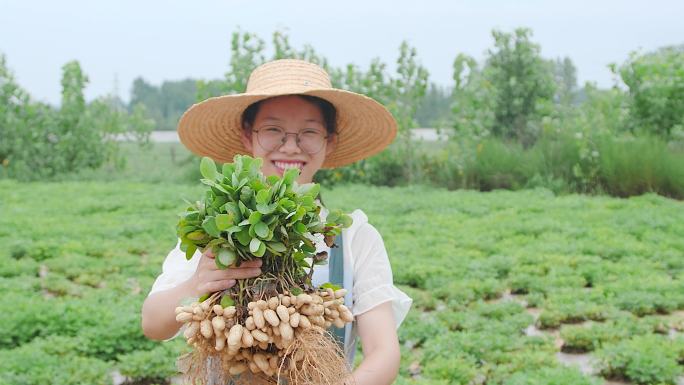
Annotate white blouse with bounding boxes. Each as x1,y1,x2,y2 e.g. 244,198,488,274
148,207,412,360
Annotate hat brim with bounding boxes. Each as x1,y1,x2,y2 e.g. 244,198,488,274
177,89,397,168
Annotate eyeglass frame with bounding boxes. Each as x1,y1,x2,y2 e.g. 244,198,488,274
251,126,334,155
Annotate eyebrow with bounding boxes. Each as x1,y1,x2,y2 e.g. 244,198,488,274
261,117,323,125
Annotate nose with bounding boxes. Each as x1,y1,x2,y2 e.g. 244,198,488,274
279,133,302,154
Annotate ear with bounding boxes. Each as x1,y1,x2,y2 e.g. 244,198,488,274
240,128,254,153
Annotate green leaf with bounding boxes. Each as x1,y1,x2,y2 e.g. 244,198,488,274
283,168,299,184
266,242,287,253
320,282,342,291
225,225,243,234
254,222,269,238
215,213,234,230
222,163,235,176
294,222,308,234
339,214,353,228
238,201,248,215
223,202,241,219
178,225,196,236
199,293,210,302
248,211,262,225
294,182,319,197
256,189,270,205
236,228,252,246
186,230,207,241
217,248,236,267
201,217,221,238
254,241,266,257
300,195,314,208
327,209,341,223
220,295,235,308
289,287,303,296
256,202,277,215
249,238,262,254
185,243,197,260
200,157,218,181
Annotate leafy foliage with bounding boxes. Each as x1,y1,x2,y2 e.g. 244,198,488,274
178,155,351,304
0,55,153,181
596,334,684,384
615,45,684,138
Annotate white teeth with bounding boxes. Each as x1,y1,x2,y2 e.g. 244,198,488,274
274,161,304,170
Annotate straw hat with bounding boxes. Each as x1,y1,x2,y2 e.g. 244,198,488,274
177,59,397,168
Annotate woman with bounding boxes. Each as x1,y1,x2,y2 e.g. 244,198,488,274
141,59,412,385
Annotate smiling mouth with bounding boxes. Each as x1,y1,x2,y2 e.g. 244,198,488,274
273,161,306,174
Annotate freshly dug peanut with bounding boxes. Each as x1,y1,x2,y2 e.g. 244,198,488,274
253,308,266,329
254,354,269,373
176,312,194,323
200,301,210,312
276,305,290,323
264,309,280,327
289,312,300,328
215,335,226,351
279,322,294,341
227,324,243,348
241,328,254,348
212,316,226,332
256,299,268,310
245,316,256,331
184,321,199,339
213,304,224,316
200,319,213,338
339,305,353,322
296,293,312,305
229,362,248,375
251,329,269,343
298,315,311,329
249,361,260,374
268,296,279,310
223,306,237,318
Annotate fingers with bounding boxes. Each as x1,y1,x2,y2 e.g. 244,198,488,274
202,248,215,259
237,259,262,268
221,267,262,280
200,279,237,294
200,255,263,270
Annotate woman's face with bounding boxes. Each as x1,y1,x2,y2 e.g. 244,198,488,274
240,95,335,184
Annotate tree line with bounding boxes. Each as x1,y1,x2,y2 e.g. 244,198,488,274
1,28,683,191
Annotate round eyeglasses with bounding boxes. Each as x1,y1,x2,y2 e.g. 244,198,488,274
253,127,329,154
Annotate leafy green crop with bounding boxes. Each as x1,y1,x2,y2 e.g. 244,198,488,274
177,155,351,304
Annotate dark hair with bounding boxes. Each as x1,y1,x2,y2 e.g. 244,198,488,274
241,95,337,136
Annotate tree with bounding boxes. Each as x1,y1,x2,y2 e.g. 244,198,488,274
1,56,152,180
614,45,684,138
485,28,556,145
553,57,578,106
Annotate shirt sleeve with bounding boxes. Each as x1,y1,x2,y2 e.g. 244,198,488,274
350,222,412,329
147,239,201,297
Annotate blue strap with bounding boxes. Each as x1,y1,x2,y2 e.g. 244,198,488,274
328,233,345,347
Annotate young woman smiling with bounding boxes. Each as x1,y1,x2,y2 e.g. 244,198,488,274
142,59,412,385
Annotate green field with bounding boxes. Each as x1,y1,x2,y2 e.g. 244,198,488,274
1,174,684,384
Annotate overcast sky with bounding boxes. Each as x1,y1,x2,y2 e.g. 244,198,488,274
1,0,683,105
